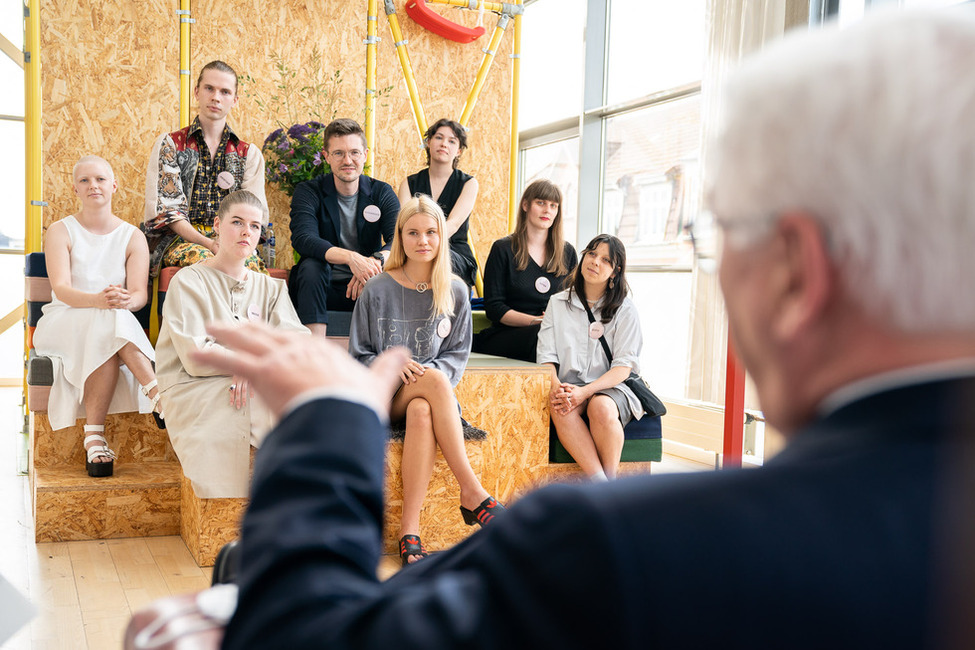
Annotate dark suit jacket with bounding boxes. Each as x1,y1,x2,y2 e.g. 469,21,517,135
222,377,975,650
289,173,399,262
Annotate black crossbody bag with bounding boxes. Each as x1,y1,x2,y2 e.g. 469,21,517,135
581,297,667,417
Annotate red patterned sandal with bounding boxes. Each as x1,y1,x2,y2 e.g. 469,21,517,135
399,534,427,567
84,425,116,478
460,496,505,527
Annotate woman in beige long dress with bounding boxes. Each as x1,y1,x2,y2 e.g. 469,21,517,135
155,190,308,498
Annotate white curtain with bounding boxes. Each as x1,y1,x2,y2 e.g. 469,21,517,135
685,0,809,407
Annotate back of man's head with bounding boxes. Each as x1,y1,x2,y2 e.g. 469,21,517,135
707,9,975,333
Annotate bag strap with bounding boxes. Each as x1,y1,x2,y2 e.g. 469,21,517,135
580,293,615,366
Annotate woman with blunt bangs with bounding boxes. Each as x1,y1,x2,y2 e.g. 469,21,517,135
349,195,504,566
473,179,577,362
155,190,307,499
537,234,645,481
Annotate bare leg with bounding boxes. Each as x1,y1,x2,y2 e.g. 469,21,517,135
392,369,489,511
308,323,327,338
397,397,437,545
587,395,625,479
117,343,158,399
83,356,120,461
550,397,603,477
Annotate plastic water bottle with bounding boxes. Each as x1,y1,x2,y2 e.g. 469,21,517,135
264,222,276,269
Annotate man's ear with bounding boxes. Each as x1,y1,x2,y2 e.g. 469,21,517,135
770,213,834,342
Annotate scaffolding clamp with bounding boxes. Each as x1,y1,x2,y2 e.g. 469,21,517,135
30,200,47,207
363,35,382,45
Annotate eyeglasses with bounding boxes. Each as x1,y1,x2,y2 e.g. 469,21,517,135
327,149,365,161
685,211,777,273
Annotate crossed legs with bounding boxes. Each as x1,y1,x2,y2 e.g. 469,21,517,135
82,343,158,462
551,394,625,479
392,368,489,553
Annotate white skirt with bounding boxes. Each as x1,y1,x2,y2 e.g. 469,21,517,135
33,303,155,430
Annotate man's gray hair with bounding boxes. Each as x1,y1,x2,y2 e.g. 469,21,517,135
706,9,975,332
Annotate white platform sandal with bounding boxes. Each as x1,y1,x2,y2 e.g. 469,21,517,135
141,379,165,428
84,424,116,478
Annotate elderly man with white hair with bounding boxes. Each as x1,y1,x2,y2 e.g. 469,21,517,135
153,9,975,650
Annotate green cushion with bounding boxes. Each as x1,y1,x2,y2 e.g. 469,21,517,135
550,437,663,464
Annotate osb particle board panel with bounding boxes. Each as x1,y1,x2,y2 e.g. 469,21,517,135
180,474,246,567
32,411,176,467
40,0,177,230
41,1,513,269
376,2,513,269
34,464,181,542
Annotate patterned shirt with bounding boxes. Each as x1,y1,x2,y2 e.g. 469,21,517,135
186,119,232,230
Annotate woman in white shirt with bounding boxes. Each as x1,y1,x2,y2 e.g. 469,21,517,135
536,234,645,481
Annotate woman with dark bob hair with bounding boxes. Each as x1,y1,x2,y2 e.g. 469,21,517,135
473,179,577,362
536,234,645,481
398,118,479,288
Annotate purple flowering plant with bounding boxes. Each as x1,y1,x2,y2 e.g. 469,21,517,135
261,121,330,196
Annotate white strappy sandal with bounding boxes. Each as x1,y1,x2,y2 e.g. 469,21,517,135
84,424,116,478
141,379,166,428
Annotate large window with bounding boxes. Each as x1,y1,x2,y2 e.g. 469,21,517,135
518,0,705,402
602,94,699,267
0,7,25,391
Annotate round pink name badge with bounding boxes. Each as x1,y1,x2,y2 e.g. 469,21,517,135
247,304,262,322
363,205,381,223
437,318,451,338
588,322,604,339
534,277,551,293
217,171,236,190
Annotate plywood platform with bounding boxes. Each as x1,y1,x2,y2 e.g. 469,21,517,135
381,355,552,553
33,462,181,543
179,475,246,567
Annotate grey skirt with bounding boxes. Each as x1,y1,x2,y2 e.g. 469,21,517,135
594,385,638,428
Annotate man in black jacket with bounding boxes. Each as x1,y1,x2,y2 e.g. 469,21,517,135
289,118,400,336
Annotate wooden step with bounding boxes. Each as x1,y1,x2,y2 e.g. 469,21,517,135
31,412,175,467
33,461,181,542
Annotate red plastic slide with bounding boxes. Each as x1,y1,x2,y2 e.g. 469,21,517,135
405,0,486,44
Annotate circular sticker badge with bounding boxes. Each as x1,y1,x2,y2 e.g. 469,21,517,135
437,317,452,338
363,205,381,223
588,321,604,339
216,171,236,190
247,304,262,322
534,276,551,293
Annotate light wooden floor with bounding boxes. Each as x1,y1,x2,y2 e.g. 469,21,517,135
0,387,709,649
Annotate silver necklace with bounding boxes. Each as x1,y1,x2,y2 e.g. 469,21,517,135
402,267,430,293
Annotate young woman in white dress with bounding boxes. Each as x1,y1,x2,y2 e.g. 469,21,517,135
349,195,503,566
34,155,161,477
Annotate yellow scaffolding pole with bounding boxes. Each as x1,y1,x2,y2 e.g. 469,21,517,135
365,0,380,172
384,0,428,140
178,0,192,128
25,0,41,256
24,0,41,412
458,13,508,131
507,2,521,232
